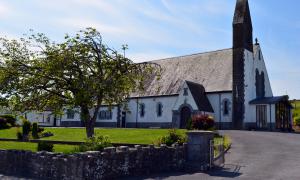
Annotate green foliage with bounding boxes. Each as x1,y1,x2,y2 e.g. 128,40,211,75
76,135,112,152
22,120,31,137
295,117,300,126
32,122,39,139
17,128,23,141
37,141,54,152
186,118,193,130
0,28,160,138
191,114,215,130
223,135,231,150
0,117,11,129
155,129,187,147
16,129,23,140
0,115,17,126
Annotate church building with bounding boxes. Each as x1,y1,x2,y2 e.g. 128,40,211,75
25,0,293,131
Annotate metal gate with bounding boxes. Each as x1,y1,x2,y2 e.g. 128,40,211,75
210,137,225,168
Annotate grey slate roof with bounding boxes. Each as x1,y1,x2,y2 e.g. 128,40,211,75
131,48,234,97
186,81,214,113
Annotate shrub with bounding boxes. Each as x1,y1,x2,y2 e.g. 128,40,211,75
77,135,112,152
0,118,10,129
22,120,31,141
155,129,187,146
191,114,215,130
37,141,54,152
16,129,23,140
38,127,45,133
32,122,39,139
186,118,193,130
0,115,17,127
295,117,300,126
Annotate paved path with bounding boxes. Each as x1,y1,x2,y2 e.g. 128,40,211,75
125,131,300,180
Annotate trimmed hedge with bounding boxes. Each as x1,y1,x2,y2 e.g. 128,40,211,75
0,115,17,127
0,118,11,129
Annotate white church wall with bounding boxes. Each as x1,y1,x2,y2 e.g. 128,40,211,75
125,96,178,124
244,47,275,124
271,104,276,123
173,83,199,111
60,108,81,123
95,106,118,123
25,111,54,126
253,46,273,97
59,106,118,124
207,93,233,123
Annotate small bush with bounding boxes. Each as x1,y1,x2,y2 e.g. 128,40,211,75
0,118,10,129
37,141,54,152
32,123,39,139
191,114,215,130
38,127,45,133
21,120,32,141
22,120,31,136
186,118,193,130
16,129,23,140
295,117,300,126
155,129,187,146
0,115,17,126
77,135,112,152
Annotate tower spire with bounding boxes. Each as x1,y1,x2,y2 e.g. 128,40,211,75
233,0,253,52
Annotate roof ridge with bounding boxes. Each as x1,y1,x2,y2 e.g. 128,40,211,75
149,47,233,62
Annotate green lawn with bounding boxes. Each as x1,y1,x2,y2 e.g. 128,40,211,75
0,141,76,153
0,128,186,144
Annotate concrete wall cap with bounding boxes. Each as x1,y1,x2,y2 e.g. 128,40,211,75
186,130,214,134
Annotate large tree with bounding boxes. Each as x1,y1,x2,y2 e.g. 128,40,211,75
0,28,159,137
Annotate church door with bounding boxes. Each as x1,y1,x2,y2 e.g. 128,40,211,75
256,105,267,129
180,106,191,129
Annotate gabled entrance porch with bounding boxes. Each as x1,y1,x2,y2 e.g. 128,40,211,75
250,96,293,131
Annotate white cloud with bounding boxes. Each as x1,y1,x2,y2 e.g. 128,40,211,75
58,18,125,35
0,2,12,19
127,51,175,63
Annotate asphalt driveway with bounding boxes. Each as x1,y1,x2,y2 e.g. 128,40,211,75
126,131,300,180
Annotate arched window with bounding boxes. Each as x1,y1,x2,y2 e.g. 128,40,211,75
223,99,230,116
66,109,75,119
157,103,163,117
140,103,145,117
256,69,265,98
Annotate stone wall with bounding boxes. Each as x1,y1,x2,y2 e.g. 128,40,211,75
0,144,186,180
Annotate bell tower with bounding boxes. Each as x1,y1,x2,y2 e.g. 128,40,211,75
232,0,253,129
233,0,253,52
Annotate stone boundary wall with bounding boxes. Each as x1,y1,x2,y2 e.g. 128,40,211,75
0,144,186,180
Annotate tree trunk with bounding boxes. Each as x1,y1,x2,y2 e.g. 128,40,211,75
80,105,95,138
86,118,95,138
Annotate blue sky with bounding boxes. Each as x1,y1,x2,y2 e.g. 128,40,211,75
0,0,299,99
